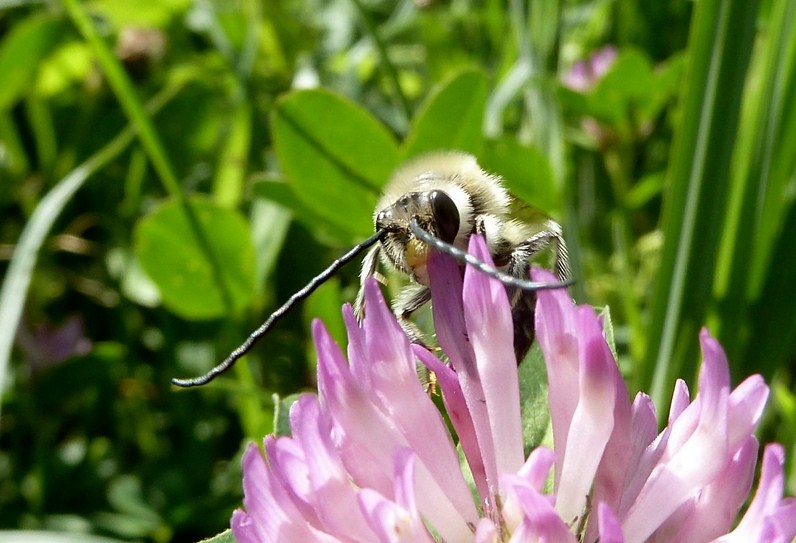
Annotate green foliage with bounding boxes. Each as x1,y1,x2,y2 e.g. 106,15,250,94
1,0,795,541
198,529,235,543
0,16,66,110
644,0,796,403
518,343,551,457
272,393,302,438
134,198,257,319
481,138,560,217
272,89,398,239
403,70,488,158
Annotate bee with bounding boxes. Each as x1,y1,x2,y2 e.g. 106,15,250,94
355,151,570,362
172,151,570,388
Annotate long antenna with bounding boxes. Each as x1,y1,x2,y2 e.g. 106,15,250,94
409,219,574,291
172,229,387,388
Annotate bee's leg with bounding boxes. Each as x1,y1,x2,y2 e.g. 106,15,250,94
392,284,432,346
520,219,570,281
354,244,382,322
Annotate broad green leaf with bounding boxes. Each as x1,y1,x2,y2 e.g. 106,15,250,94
403,70,488,158
134,198,256,320
272,89,399,239
481,138,561,217
252,175,349,244
0,16,65,109
252,176,309,213
589,49,655,125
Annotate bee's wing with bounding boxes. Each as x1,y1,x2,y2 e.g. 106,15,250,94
508,196,553,226
507,196,570,281
354,244,381,321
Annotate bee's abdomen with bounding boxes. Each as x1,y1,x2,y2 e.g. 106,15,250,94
511,289,537,363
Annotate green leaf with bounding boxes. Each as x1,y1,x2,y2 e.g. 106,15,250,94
0,16,65,109
403,70,488,158
197,529,236,543
642,53,686,123
589,49,655,125
273,393,302,437
252,176,311,215
134,197,256,320
272,89,399,240
252,175,348,244
518,343,551,456
597,305,618,362
559,49,682,135
481,138,561,217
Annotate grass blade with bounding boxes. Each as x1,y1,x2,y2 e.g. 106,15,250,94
644,0,760,403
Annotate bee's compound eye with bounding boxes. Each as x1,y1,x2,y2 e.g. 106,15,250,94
429,190,459,243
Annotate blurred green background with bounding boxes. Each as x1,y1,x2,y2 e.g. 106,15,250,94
1,0,795,541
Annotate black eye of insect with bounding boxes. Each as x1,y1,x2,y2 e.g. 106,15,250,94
429,190,459,243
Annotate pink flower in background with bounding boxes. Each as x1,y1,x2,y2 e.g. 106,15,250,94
231,235,796,542
16,315,92,374
561,45,620,146
562,45,618,92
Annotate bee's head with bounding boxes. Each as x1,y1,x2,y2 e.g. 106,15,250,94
376,190,460,285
